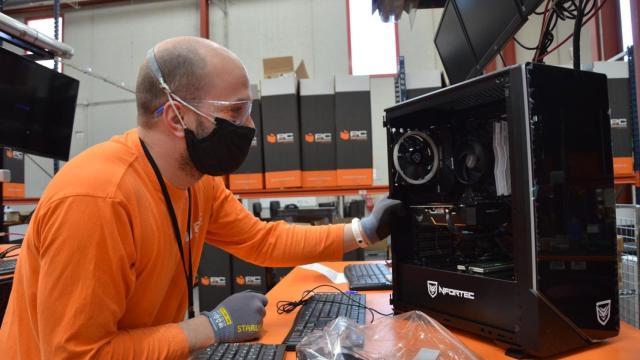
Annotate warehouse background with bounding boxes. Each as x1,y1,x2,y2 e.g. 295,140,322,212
7,0,594,197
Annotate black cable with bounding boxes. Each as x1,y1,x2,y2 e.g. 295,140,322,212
0,244,21,259
276,284,393,324
534,0,597,62
498,52,507,67
537,0,608,61
533,7,551,15
513,37,539,51
573,0,585,69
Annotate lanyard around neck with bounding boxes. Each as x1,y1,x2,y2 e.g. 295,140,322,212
139,138,194,319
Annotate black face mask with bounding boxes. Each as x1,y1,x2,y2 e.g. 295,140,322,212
184,118,256,176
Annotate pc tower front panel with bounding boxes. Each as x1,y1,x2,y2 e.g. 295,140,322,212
385,63,618,357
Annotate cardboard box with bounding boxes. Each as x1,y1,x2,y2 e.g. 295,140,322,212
230,85,264,190
299,79,337,187
334,75,373,186
260,76,302,189
263,56,309,79
231,257,275,294
1,147,25,198
198,244,232,310
406,70,442,99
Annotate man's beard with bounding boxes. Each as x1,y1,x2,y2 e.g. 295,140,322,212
179,151,203,182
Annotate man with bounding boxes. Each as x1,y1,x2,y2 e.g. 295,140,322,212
0,37,401,359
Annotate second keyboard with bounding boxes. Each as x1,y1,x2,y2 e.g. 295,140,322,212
283,292,366,350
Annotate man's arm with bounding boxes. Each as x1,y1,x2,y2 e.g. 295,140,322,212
35,196,195,359
205,178,344,266
343,223,360,253
205,178,403,267
178,316,215,352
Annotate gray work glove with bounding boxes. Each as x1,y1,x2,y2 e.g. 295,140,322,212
201,291,268,343
360,197,405,244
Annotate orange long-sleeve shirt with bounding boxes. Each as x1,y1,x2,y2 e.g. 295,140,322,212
0,129,344,359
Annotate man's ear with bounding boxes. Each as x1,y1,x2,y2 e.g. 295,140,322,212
162,100,186,137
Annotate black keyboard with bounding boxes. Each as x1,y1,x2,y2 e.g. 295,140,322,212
195,343,285,360
283,292,366,350
344,263,392,291
0,258,17,276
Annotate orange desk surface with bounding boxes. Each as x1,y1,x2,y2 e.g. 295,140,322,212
262,261,640,360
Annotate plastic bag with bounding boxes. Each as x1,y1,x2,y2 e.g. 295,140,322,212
296,311,479,360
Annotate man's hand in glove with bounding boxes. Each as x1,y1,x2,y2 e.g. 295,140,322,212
201,291,268,343
359,197,405,244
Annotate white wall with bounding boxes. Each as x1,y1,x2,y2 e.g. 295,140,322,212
8,0,595,196
211,0,350,84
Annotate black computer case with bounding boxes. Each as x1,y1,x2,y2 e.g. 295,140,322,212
385,63,619,358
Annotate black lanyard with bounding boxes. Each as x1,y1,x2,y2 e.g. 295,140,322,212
140,138,194,319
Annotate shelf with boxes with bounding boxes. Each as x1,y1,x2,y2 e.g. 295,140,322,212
229,74,375,192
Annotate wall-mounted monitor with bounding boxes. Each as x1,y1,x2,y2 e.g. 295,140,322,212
0,46,79,161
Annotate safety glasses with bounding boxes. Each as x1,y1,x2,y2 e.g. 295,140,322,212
189,99,253,126
154,97,253,127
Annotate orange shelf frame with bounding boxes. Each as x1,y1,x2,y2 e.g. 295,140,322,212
233,185,389,199
2,197,40,206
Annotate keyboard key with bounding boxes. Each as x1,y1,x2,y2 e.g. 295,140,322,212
196,343,285,360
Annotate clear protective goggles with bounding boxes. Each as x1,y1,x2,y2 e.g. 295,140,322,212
154,96,253,127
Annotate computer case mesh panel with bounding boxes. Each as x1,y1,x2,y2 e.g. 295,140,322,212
384,63,618,357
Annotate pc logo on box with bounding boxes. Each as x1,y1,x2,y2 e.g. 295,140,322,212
596,299,611,326
427,281,438,298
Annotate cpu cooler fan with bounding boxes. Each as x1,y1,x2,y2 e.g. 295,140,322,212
392,130,439,185
454,139,490,185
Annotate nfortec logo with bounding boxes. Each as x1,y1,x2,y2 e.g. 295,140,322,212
596,299,611,326
427,280,475,300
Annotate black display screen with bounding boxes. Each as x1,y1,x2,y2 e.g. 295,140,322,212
434,1,478,84
456,0,522,67
435,0,526,84
0,46,79,161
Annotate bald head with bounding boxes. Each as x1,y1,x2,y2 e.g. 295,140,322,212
136,36,250,128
